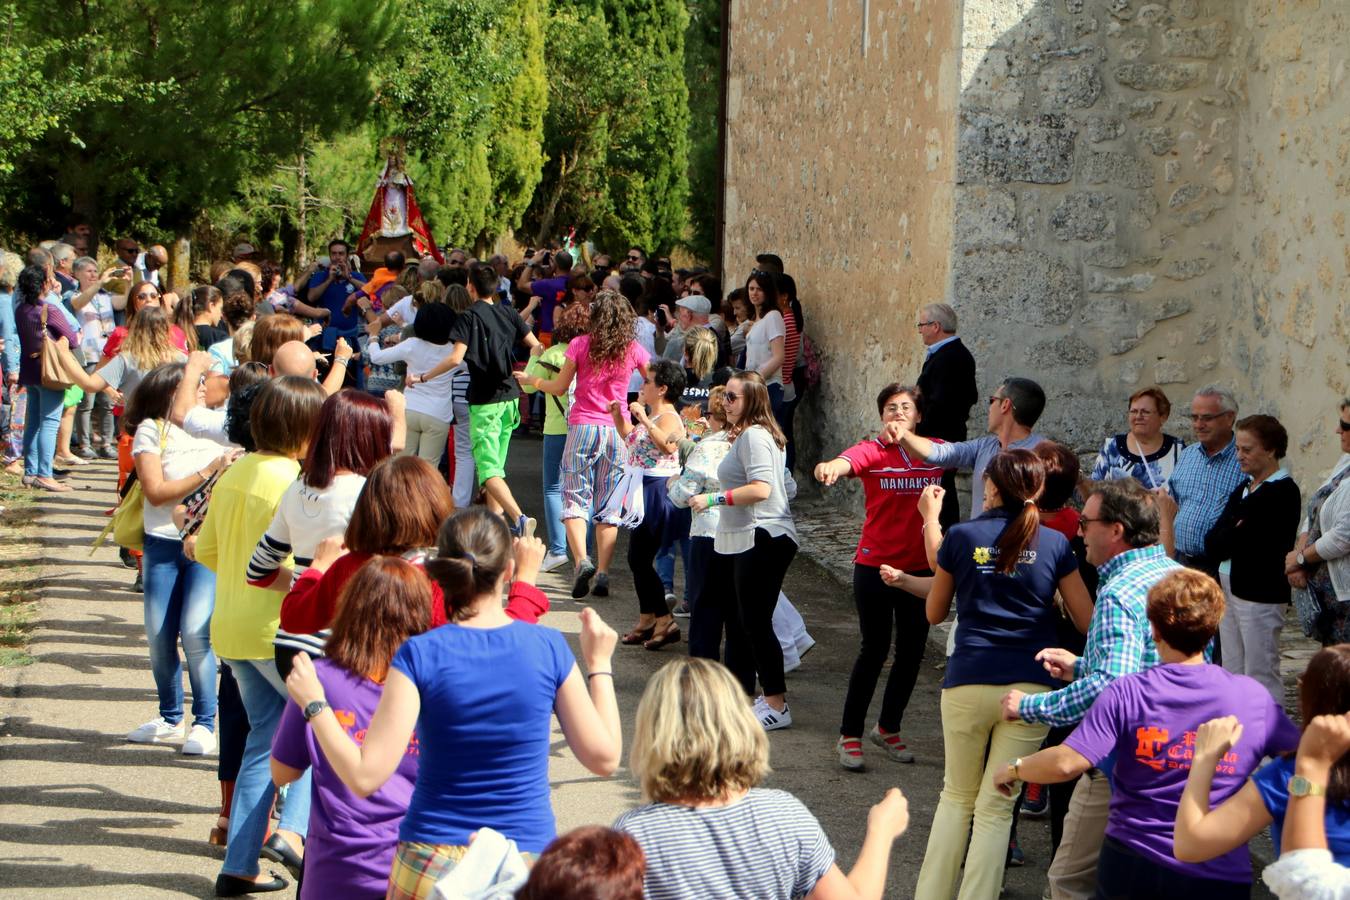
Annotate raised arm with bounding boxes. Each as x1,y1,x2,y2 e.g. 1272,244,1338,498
1173,716,1275,863
171,351,215,428
286,653,421,797
807,789,910,900
320,338,354,397
813,457,853,486
553,608,622,776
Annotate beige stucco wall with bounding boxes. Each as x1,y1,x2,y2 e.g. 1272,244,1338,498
1233,0,1350,479
722,0,960,462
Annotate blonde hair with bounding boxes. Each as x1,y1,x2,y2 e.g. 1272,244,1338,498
630,658,769,803
416,280,445,307
707,385,729,428
232,320,256,364
445,283,472,313
122,307,182,372
685,327,717,381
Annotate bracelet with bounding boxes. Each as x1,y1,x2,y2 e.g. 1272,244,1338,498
334,358,349,367
586,671,613,680
197,469,210,482
921,521,941,532
724,490,734,507
1011,757,1023,780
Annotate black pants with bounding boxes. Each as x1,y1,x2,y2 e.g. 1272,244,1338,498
937,469,960,530
217,662,250,783
726,529,797,698
839,564,930,736
628,521,670,617
1095,836,1250,900
687,536,739,660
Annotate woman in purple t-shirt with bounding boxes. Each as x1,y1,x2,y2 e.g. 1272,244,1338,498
516,290,650,601
269,558,429,899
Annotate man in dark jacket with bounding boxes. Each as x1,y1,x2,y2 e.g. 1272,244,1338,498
915,302,978,527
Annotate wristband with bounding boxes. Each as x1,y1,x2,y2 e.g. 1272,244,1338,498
334,358,349,367
723,490,734,507
705,493,722,508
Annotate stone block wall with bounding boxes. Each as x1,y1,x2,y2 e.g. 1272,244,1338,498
725,0,1349,496
954,0,1242,455
1232,0,1350,475
721,0,960,465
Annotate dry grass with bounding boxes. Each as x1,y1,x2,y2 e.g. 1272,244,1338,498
0,473,41,666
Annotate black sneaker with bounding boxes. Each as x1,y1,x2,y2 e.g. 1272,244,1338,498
119,547,138,569
592,573,610,597
571,560,597,599
132,571,143,593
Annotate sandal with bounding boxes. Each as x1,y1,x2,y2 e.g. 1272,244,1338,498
643,624,681,651
621,625,656,645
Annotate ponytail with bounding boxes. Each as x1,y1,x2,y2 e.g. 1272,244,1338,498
423,508,513,621
985,449,1046,575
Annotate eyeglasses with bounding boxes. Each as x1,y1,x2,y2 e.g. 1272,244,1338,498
916,321,934,329
988,395,1005,406
1128,408,1157,417
883,404,915,415
135,291,158,300
723,391,742,403
1189,412,1231,423
1078,516,1111,532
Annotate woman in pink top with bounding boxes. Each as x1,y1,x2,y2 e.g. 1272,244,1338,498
516,290,650,601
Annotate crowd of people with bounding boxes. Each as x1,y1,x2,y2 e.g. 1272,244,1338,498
2,227,1350,900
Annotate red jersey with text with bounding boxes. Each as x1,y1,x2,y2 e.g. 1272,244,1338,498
837,438,945,571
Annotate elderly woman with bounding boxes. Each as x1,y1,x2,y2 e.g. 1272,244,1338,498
1288,399,1350,644
1088,386,1185,490
1204,415,1301,703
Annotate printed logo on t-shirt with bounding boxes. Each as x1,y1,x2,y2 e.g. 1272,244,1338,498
971,546,1038,570
335,707,421,757
1133,725,1236,774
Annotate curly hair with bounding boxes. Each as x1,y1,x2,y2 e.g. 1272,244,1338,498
586,289,637,369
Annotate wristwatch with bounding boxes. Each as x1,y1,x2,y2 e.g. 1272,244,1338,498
302,700,330,721
1296,552,1308,566
1289,775,1327,798
1010,758,1023,781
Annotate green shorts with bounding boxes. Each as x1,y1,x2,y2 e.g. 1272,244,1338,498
468,400,521,485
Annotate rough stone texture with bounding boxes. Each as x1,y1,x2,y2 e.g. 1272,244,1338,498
726,0,1348,505
722,0,958,468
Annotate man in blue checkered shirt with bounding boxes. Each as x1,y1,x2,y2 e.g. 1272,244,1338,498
999,478,1183,899
1157,385,1244,575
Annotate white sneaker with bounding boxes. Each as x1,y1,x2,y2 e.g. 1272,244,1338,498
541,553,570,573
753,696,793,731
181,724,217,756
126,717,186,744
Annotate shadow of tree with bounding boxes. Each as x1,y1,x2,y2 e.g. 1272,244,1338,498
0,861,215,897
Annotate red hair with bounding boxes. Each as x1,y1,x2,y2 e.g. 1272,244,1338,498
517,826,645,900
303,389,394,489
325,557,431,682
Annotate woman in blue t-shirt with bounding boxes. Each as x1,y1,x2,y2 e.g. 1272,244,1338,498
1175,644,1350,869
914,449,1092,900
284,507,624,899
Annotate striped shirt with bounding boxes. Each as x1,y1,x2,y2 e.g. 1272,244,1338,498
1167,437,1244,557
1018,544,1182,726
614,788,834,900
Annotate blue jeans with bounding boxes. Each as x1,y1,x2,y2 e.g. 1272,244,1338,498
221,657,311,878
542,433,567,556
21,384,64,478
142,534,217,729
655,538,691,599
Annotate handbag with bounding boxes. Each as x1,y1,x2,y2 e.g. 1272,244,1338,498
91,421,167,553
38,304,77,391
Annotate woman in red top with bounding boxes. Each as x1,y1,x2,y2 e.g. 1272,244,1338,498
281,456,547,644
102,280,189,361
814,383,946,771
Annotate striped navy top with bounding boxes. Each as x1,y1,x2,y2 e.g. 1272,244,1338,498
614,788,835,899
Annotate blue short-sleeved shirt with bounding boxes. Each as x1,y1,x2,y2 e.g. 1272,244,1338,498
306,269,368,333
1253,756,1350,865
938,508,1078,689
389,620,575,852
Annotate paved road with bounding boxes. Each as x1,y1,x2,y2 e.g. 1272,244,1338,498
0,434,1069,898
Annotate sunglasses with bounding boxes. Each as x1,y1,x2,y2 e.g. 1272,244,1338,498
1078,516,1111,533
723,391,742,403
1340,418,1350,432
988,395,1005,405
626,255,641,262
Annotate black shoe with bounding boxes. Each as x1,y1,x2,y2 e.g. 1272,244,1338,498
592,573,610,597
119,547,137,569
132,572,143,593
52,468,71,478
215,872,289,897
260,833,303,880
571,560,597,599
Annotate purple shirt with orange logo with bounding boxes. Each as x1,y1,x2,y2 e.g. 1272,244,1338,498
1064,662,1298,883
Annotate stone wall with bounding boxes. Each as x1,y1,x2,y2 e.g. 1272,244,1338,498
1233,0,1350,475
954,0,1243,455
726,0,1349,494
721,0,960,465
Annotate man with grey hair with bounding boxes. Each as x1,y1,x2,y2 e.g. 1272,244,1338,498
1156,384,1244,575
915,301,978,526
416,255,440,282
69,256,118,458
49,242,78,300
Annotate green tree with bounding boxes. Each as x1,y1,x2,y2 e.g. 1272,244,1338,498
682,0,721,262
3,0,397,241
375,0,545,253
598,0,691,254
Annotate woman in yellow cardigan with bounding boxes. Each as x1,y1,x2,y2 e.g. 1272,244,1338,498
196,376,326,896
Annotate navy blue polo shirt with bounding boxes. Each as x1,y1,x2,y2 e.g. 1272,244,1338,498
938,508,1078,689
306,269,367,332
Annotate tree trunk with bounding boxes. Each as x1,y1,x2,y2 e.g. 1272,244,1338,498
534,151,573,247
170,233,191,293
295,150,309,269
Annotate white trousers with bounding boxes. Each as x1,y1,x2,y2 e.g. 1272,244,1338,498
1218,572,1286,705
774,593,815,672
